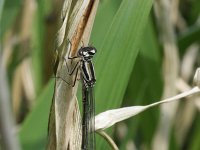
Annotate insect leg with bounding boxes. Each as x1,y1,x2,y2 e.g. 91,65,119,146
63,57,79,75
54,66,79,87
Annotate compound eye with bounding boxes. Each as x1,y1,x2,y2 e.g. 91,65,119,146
78,49,83,56
83,51,89,57
89,49,96,55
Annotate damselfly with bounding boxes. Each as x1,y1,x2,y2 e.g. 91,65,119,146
63,44,97,150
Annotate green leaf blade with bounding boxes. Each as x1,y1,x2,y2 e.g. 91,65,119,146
91,0,154,149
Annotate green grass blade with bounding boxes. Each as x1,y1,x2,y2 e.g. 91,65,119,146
0,0,21,38
91,0,122,49
95,0,153,113
31,1,46,93
178,24,200,53
91,0,153,149
188,115,200,150
119,18,162,149
0,0,4,19
19,80,54,150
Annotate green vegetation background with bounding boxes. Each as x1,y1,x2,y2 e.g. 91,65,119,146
1,0,200,149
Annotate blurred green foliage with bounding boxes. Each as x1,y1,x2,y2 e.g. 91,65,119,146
1,0,200,149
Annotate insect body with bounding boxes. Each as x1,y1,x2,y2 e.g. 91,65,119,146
78,47,96,150
50,42,97,150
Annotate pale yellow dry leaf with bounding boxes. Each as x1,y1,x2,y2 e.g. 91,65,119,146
194,68,200,87
95,86,200,131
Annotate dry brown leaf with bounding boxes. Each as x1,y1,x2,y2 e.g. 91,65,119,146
47,0,99,149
